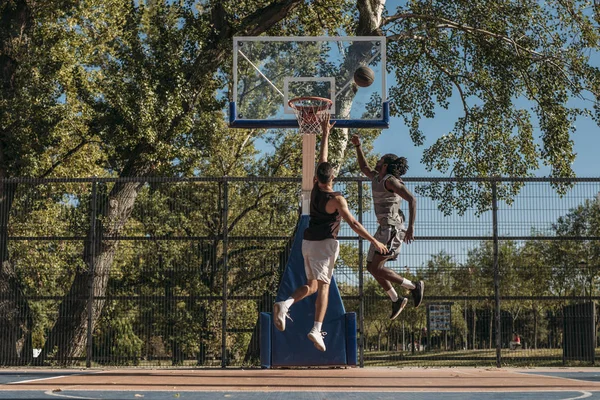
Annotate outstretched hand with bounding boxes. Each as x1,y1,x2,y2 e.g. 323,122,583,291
372,239,388,254
321,119,335,134
403,226,414,244
350,134,361,147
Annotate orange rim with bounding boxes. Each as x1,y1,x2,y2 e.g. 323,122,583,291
288,96,332,112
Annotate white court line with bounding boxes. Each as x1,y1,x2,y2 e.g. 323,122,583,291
452,369,479,376
6,372,93,385
7,375,70,384
560,391,593,400
511,370,600,386
43,390,99,400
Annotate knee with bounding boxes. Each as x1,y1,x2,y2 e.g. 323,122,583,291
367,262,383,276
306,281,318,295
318,282,330,292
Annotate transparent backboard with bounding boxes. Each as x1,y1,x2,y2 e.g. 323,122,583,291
230,36,388,129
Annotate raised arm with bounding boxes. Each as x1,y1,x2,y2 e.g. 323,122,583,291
317,119,335,165
385,177,417,244
350,134,376,179
333,195,388,253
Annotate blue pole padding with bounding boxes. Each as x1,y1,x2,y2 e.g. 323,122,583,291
345,312,358,366
260,312,272,368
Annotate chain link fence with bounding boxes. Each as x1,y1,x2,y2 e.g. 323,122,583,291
0,177,598,367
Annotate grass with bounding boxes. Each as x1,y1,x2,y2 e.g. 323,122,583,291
361,347,599,367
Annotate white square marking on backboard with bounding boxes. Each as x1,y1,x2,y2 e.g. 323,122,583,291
283,77,336,114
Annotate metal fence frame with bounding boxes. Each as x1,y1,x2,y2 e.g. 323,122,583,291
1,176,599,368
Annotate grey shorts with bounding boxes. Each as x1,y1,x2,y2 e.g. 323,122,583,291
367,225,405,262
302,239,340,284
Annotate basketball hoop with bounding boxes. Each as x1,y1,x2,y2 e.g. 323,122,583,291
288,96,333,134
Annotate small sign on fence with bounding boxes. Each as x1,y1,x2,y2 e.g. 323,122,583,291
427,303,452,331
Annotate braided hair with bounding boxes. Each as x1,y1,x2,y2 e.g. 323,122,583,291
382,154,409,178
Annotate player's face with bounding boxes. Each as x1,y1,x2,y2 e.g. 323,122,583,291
375,157,387,173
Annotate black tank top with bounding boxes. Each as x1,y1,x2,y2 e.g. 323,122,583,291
303,182,342,241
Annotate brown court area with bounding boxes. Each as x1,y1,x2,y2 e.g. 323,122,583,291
3,367,600,393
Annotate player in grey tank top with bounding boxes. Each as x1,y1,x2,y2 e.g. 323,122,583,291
351,134,425,321
372,173,404,228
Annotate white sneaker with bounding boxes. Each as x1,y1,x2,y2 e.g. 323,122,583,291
307,328,327,352
273,301,292,331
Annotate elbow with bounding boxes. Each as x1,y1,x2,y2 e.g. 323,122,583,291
408,197,417,208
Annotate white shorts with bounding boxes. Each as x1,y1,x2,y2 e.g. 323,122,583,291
302,239,340,284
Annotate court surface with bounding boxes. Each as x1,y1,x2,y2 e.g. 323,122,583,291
1,367,599,400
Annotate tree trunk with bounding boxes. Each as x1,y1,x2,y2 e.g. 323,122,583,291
0,180,33,365
0,259,33,365
331,0,386,169
40,179,146,364
0,0,35,366
0,0,31,93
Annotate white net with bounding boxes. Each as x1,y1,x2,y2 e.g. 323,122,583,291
288,97,332,134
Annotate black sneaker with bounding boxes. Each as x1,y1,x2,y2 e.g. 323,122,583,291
412,281,424,308
390,297,408,320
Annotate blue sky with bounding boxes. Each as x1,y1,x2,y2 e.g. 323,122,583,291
246,1,599,178
373,101,600,178
371,0,599,178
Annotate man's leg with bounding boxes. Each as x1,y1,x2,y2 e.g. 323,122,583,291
291,280,319,303
367,255,408,320
367,253,399,289
308,280,329,351
367,253,424,309
273,280,318,332
314,280,329,323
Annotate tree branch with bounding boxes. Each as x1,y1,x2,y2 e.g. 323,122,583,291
228,189,274,233
237,0,303,36
356,0,385,35
383,13,553,61
187,0,303,95
230,269,273,293
38,136,100,179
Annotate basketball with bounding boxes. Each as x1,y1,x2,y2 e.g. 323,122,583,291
353,66,375,87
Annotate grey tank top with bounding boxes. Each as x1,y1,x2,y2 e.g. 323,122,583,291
372,174,404,227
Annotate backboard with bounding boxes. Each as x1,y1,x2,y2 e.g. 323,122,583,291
230,36,388,129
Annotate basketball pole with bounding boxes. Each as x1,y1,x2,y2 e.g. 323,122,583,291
301,132,316,215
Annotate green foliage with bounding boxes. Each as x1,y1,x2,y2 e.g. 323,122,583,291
384,0,600,213
3,0,600,365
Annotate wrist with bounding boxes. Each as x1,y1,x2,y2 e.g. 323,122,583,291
354,143,361,148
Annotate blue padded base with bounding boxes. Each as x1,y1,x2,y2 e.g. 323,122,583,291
270,215,351,366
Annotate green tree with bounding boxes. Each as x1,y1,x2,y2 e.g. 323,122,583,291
5,0,600,365
380,1,600,215
550,198,600,296
37,0,323,363
0,0,103,364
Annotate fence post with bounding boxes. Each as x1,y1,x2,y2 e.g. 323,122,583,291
221,178,229,368
86,178,98,368
492,179,501,368
358,179,364,367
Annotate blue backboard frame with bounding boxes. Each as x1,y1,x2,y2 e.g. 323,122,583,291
229,36,390,130
229,101,390,129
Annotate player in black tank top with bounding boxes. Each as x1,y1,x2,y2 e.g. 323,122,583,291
273,121,387,352
304,181,341,241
